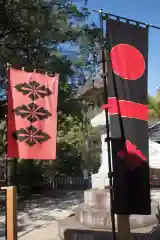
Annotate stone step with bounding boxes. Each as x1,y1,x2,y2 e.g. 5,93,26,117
58,215,160,240
75,204,111,229
84,189,160,211
84,189,110,210
75,201,159,230
58,215,88,239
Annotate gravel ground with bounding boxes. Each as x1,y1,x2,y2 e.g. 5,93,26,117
0,191,84,240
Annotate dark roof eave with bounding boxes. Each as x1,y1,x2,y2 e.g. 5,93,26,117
76,75,104,100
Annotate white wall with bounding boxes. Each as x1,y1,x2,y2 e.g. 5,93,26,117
149,140,160,169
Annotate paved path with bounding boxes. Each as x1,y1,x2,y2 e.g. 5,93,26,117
0,191,83,240
17,221,60,240
1,189,160,240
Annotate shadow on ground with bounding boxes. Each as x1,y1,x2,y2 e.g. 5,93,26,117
1,191,84,238
0,222,5,240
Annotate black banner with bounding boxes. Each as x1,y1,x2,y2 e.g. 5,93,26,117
107,19,151,214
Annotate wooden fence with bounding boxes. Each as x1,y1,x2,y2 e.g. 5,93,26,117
44,177,92,190
44,176,160,190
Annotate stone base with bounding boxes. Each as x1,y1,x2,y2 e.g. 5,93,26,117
75,203,111,229
76,189,159,230
58,215,160,240
75,204,159,230
84,189,110,209
57,189,160,239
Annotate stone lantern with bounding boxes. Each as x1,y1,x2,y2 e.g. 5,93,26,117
77,74,110,189
58,74,160,239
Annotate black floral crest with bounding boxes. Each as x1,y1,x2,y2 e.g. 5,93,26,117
15,81,52,100
12,125,51,146
14,103,52,123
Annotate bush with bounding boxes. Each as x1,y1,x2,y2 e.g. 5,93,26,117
11,160,44,197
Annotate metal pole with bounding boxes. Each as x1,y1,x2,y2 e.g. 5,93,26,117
4,63,10,186
98,9,117,240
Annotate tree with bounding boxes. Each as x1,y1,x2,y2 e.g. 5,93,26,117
0,1,102,188
70,23,101,86
148,90,160,122
0,0,89,128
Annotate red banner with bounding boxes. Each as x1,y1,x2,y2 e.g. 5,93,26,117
8,68,59,160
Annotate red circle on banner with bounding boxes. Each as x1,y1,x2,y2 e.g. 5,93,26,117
110,44,145,80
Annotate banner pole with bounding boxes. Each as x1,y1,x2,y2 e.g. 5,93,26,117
1,186,17,240
98,9,117,240
94,9,160,30
4,63,10,185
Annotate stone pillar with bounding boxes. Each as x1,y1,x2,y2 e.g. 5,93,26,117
90,111,110,189
91,131,109,189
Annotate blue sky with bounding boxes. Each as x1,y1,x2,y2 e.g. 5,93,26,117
87,0,160,96
1,1,159,97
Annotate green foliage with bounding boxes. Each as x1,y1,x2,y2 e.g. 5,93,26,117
0,120,6,156
17,160,43,186
56,110,101,176
10,159,44,196
0,0,90,83
71,24,101,86
148,92,160,121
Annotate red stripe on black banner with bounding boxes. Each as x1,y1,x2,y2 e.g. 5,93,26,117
107,97,148,121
